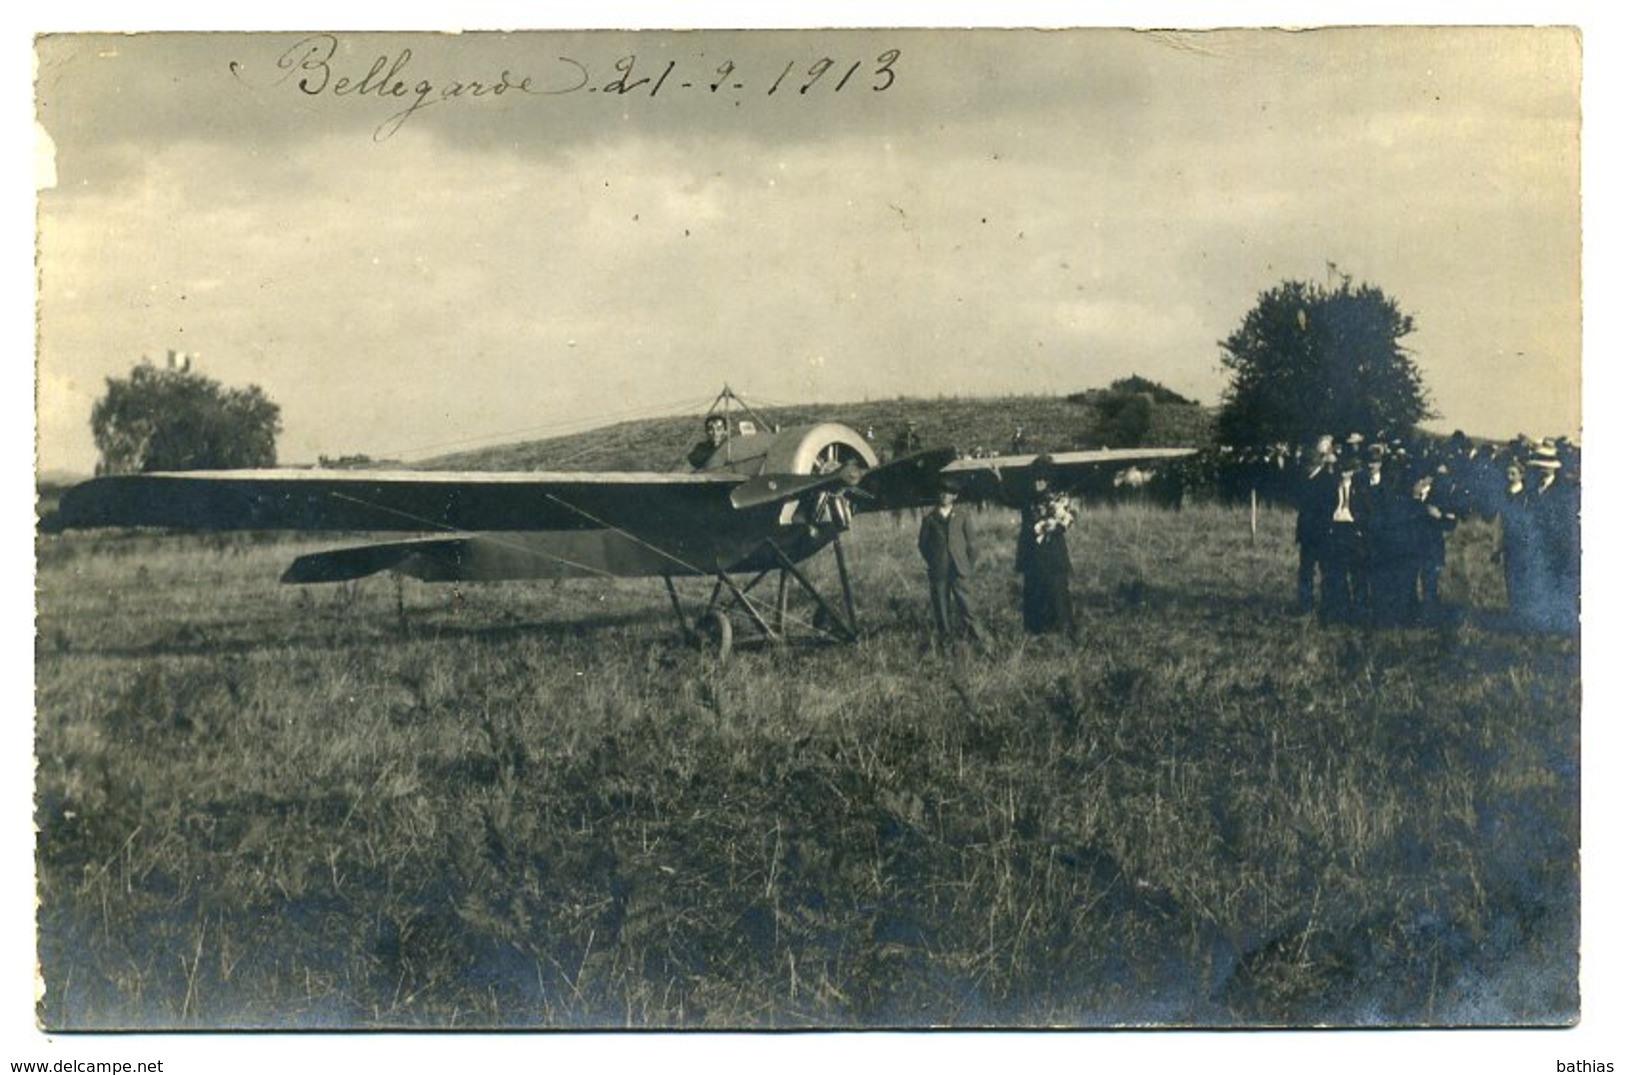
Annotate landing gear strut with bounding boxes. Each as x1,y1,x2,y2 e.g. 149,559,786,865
662,537,860,662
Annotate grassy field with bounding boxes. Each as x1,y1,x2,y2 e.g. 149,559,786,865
33,502,1579,1028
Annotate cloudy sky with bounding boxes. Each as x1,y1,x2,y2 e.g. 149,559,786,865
30,25,1584,475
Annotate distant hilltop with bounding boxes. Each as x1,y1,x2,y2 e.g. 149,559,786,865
423,382,1215,473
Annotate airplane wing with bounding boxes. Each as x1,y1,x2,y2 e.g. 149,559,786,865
937,447,1197,506
48,461,952,583
850,447,961,512
51,450,999,534
50,468,747,534
272,453,978,585
48,448,1198,574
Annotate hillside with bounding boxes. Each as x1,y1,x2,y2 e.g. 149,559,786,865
423,392,1215,472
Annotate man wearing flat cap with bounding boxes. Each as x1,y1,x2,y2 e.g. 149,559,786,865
918,477,985,647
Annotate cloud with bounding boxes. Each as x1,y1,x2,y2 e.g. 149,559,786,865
34,27,1581,471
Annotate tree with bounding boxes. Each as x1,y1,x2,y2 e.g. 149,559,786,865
1095,391,1153,448
1068,375,1198,448
91,363,282,474
1066,374,1195,408
1105,375,1197,407
1216,278,1435,448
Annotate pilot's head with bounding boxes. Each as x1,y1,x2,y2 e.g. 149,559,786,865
704,415,729,447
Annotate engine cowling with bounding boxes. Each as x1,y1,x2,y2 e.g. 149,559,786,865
753,423,874,474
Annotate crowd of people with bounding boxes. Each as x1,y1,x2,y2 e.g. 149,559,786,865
1288,431,1580,632
693,413,1581,646
916,429,1582,649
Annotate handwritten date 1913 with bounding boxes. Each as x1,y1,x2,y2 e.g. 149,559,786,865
605,50,902,97
230,35,903,141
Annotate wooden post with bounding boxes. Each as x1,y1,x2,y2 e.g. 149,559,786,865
1250,488,1258,546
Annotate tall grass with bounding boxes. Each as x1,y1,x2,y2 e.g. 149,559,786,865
34,504,1578,1027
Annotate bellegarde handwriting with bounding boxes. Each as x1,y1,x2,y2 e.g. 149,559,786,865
229,34,570,141
230,34,903,142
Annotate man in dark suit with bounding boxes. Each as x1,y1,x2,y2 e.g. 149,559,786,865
1313,453,1371,624
918,480,985,646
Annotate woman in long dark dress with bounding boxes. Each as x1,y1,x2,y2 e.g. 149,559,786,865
1015,462,1077,638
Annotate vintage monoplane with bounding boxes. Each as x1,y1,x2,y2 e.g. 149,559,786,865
49,390,1193,656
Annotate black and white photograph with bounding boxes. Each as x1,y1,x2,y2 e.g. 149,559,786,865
19,6,1619,1069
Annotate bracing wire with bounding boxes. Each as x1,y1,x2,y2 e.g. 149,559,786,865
380,394,721,463
323,490,621,580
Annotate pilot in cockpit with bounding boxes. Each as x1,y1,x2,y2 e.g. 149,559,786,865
688,413,731,470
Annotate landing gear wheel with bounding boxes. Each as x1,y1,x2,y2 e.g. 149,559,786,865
695,609,733,662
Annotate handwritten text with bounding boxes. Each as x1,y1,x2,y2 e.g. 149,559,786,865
230,34,903,140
